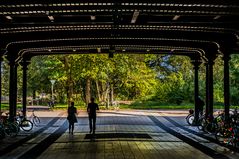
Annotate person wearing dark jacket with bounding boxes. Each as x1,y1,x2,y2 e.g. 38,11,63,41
87,98,99,135
67,102,77,134
198,96,205,116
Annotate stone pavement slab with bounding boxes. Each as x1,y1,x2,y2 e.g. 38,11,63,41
0,110,238,159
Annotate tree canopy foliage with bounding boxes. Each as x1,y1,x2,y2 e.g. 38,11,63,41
1,53,239,106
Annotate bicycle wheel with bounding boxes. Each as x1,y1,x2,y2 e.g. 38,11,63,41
0,125,6,139
232,126,239,148
205,122,218,134
33,116,40,126
187,114,194,125
215,128,232,144
20,120,33,131
197,118,207,132
13,121,20,133
233,138,239,149
4,122,19,137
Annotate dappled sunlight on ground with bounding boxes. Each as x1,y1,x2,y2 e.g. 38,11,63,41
1,109,239,159
25,109,189,118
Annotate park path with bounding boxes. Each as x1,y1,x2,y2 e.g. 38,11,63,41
0,109,238,159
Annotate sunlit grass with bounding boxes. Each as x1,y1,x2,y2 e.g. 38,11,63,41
1,102,238,111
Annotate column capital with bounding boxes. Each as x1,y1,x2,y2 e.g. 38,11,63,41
8,60,16,66
19,60,31,68
222,54,231,61
0,50,5,61
206,59,215,65
205,53,218,65
191,60,202,65
6,55,18,66
203,58,215,66
0,49,6,57
191,60,202,70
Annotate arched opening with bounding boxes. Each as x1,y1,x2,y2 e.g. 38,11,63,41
0,1,238,158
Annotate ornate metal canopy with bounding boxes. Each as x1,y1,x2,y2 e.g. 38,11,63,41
0,0,238,62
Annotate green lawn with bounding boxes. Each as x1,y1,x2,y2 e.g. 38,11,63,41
0,102,238,111
31,104,239,110
0,103,23,109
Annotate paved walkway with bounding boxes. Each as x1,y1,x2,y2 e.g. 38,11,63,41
0,110,238,159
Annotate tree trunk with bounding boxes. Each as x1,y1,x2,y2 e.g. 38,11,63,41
110,83,114,106
59,89,65,103
64,55,74,106
69,62,74,103
32,90,36,99
85,77,91,105
100,81,105,102
96,80,101,101
31,90,36,105
105,82,109,109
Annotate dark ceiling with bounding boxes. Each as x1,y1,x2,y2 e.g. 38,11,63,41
0,0,238,62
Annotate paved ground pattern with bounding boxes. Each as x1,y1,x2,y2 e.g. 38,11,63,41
0,110,239,159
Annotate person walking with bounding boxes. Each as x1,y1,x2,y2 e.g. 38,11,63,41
67,102,77,134
87,97,99,135
198,96,205,116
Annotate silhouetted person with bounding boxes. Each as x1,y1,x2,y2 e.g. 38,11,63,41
48,100,54,108
198,96,205,116
87,98,99,135
67,102,77,134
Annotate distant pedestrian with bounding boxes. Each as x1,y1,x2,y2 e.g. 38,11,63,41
48,100,54,108
87,98,99,135
67,102,77,134
198,96,205,116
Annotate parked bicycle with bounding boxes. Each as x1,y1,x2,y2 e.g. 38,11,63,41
186,109,204,126
187,107,239,150
0,112,5,139
215,108,239,149
0,122,5,139
16,111,33,132
186,109,194,125
29,110,40,126
0,113,19,137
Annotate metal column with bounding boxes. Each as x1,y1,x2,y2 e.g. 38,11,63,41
207,60,214,118
192,61,201,125
223,54,231,122
21,60,30,117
